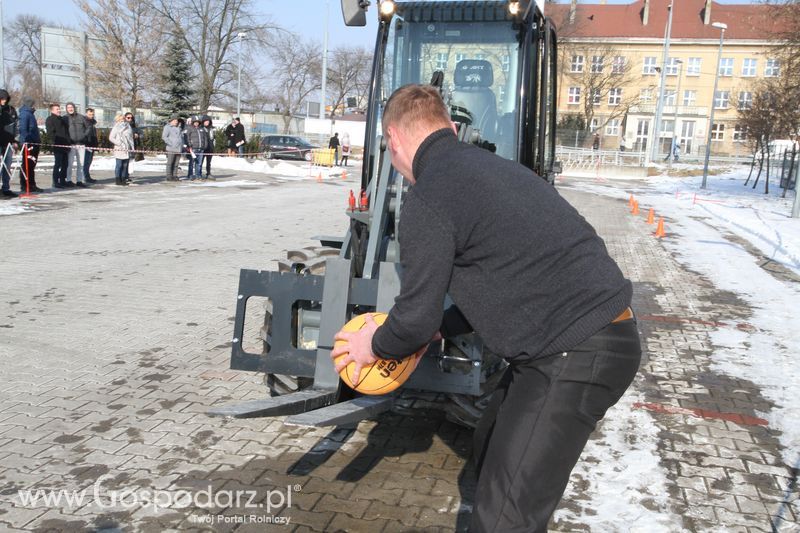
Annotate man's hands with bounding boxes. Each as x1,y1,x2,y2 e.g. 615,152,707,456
331,314,380,384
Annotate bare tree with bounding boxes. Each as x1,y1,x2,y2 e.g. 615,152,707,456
3,15,50,102
147,0,278,111
268,33,321,132
562,44,642,137
327,45,372,117
76,0,164,112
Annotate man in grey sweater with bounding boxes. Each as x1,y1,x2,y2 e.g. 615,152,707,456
162,116,183,181
65,102,88,187
332,85,641,532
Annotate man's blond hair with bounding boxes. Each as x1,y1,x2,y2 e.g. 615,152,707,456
382,84,452,138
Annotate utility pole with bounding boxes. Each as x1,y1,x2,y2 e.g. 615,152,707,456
237,32,246,117
792,163,800,218
0,0,5,88
701,23,728,189
667,59,683,169
649,2,674,165
320,0,329,120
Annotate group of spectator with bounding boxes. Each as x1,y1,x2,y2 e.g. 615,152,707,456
160,115,245,182
0,91,101,198
0,95,255,196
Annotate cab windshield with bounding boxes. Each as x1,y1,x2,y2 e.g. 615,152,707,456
378,15,522,161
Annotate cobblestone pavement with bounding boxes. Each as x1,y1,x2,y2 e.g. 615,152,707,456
0,164,797,532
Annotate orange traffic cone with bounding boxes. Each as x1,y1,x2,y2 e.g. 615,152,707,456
341,170,347,180
628,194,635,208
654,217,666,238
631,200,639,215
316,172,323,183
646,208,655,224
348,190,356,211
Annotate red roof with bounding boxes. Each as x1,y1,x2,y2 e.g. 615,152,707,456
547,0,780,41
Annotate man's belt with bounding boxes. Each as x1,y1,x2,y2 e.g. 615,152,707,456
612,307,634,323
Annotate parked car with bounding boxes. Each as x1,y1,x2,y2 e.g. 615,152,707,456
260,135,318,161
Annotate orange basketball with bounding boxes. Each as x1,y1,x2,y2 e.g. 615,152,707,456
334,312,425,395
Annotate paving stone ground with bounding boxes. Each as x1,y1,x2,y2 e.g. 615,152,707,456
0,160,797,532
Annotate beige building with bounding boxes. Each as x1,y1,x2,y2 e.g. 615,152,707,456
548,0,778,157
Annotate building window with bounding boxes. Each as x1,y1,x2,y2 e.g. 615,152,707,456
719,58,734,76
683,90,696,107
571,55,584,73
591,88,602,105
639,87,653,103
612,56,626,74
714,90,730,109
608,88,622,106
455,53,466,64
502,54,510,73
765,58,780,77
738,91,753,110
733,124,748,141
591,55,604,73
436,53,448,70
665,57,680,76
711,123,725,141
590,118,599,132
742,58,757,77
660,119,674,137
498,86,506,106
606,119,620,136
665,90,676,107
568,86,581,104
474,53,485,60
643,56,657,75
686,57,701,76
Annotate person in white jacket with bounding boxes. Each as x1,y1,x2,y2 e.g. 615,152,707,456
109,113,135,186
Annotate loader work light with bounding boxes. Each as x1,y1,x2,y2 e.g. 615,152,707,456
379,0,396,19
508,1,520,16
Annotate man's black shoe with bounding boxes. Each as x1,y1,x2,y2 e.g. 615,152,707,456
54,183,64,189
85,177,98,184
2,190,19,198
76,182,88,188
33,187,45,193
64,181,75,187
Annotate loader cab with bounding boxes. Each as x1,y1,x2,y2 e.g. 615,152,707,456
352,0,558,184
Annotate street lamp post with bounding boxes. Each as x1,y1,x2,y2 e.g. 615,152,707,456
320,0,329,120
701,22,727,189
649,2,675,165
668,59,684,167
237,32,246,117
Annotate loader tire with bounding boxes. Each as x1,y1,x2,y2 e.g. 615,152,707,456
264,246,339,397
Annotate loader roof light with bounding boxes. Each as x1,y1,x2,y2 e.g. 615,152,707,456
508,1,520,16
379,0,396,20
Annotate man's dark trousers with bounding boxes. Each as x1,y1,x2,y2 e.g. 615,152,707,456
470,318,641,532
52,150,68,186
83,148,95,181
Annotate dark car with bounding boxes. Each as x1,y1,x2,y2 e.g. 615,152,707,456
260,135,318,161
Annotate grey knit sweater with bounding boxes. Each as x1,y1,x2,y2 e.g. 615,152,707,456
372,128,632,361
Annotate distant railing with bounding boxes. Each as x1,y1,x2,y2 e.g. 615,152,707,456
556,146,646,169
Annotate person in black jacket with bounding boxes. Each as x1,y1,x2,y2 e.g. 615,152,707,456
18,96,42,193
328,132,340,166
83,108,98,183
45,104,71,188
0,89,19,197
224,117,246,157
331,85,641,533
